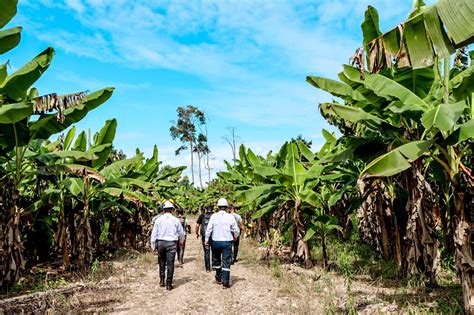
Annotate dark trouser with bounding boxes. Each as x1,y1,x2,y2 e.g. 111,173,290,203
176,238,186,263
157,240,177,286
202,236,212,271
232,236,240,261
211,241,232,285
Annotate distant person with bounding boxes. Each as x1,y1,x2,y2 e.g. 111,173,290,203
176,208,191,264
196,205,215,272
150,200,185,290
230,204,243,263
205,198,240,288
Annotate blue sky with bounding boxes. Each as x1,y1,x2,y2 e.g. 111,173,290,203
4,0,431,178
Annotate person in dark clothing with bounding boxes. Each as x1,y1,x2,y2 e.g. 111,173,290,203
196,205,214,272
230,205,243,263
176,208,191,264
150,201,185,290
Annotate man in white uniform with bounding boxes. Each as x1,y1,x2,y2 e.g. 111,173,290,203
150,200,185,290
205,198,240,288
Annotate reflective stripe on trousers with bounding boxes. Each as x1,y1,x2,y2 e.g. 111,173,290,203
211,240,232,285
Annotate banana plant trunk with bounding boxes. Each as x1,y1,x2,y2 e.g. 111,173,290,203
452,185,473,313
55,182,70,268
293,200,313,269
321,232,329,270
0,180,24,289
75,177,93,267
404,166,440,285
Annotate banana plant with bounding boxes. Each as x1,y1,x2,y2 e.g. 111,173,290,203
307,3,473,308
220,142,323,268
0,0,114,287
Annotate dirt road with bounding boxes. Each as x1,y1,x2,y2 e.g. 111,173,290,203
108,221,314,314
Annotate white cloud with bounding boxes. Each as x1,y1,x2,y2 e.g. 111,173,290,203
65,0,85,13
16,0,427,181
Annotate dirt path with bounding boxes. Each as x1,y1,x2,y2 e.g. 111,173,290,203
107,221,313,314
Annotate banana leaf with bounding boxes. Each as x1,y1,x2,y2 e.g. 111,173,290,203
73,131,87,151
0,0,17,28
421,101,466,131
0,47,54,101
63,127,76,151
63,177,84,196
362,140,433,177
306,76,366,102
0,101,32,123
91,119,116,168
0,26,22,55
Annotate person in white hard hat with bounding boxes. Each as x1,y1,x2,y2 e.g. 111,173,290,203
150,200,185,290
205,198,240,288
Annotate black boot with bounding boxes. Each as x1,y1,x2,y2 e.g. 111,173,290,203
166,284,174,291
160,279,165,287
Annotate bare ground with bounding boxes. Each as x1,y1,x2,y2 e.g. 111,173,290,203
1,221,462,314
88,222,321,314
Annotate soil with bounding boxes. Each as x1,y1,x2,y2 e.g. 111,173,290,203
69,221,321,314
0,221,461,314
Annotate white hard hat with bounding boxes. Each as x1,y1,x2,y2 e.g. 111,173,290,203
217,198,229,208
163,200,175,209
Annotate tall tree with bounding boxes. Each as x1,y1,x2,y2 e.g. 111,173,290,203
170,106,205,186
223,127,240,165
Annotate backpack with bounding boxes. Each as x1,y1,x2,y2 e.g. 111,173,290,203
200,213,212,236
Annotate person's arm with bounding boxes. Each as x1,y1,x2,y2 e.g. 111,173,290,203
204,216,214,245
150,222,159,250
177,220,185,246
195,214,203,238
230,217,240,240
185,218,191,234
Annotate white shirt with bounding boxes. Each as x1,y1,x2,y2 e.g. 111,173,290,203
150,213,185,248
151,214,162,225
232,213,242,225
205,210,240,242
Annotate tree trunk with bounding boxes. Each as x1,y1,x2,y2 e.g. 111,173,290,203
189,143,195,185
206,153,211,184
452,187,473,314
198,154,203,188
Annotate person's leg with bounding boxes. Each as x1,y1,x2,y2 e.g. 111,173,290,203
166,241,177,288
179,239,186,263
202,236,211,271
222,241,232,287
212,241,223,282
157,241,166,286
230,240,234,264
233,236,240,261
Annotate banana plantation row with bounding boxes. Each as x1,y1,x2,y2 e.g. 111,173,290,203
0,0,473,313
0,0,186,291
215,2,473,312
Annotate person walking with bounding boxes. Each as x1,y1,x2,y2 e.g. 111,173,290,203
205,198,240,288
196,205,214,272
230,204,243,263
176,208,191,264
150,200,185,290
